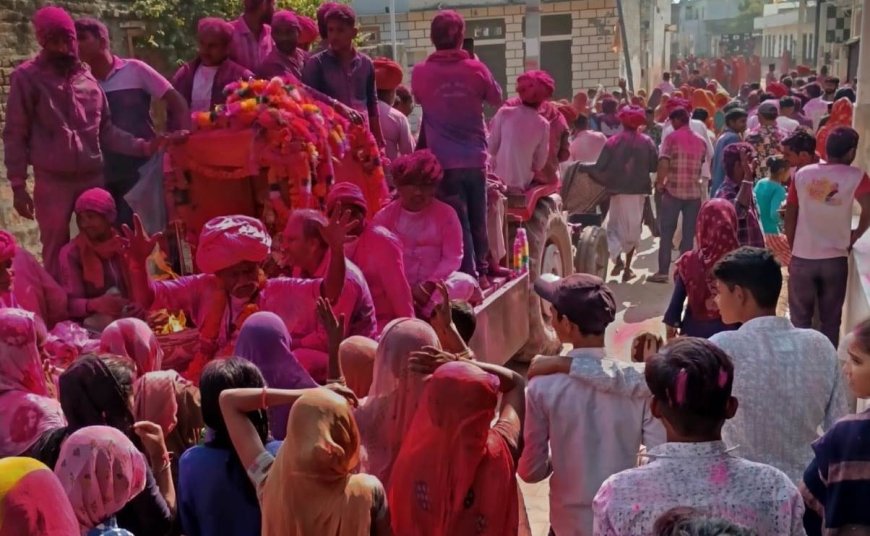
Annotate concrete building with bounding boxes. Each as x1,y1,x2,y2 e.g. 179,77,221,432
670,0,744,58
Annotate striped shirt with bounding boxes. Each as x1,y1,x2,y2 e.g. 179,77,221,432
659,126,707,200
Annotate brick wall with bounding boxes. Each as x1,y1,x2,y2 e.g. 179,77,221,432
0,1,129,256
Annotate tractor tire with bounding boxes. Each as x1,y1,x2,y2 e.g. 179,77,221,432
574,225,609,279
515,195,574,362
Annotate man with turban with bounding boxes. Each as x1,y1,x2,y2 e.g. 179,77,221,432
3,6,158,280
59,188,136,330
229,0,275,71
0,231,68,329
296,15,319,51
125,212,352,375
576,105,659,281
412,10,503,288
326,183,414,331
171,18,253,113
488,72,551,192
75,17,190,228
374,58,414,163
254,10,305,80
279,209,377,381
374,150,481,316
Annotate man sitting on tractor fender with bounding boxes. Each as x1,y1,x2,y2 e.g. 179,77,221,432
373,150,481,318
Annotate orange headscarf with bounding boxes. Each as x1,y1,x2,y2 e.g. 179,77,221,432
260,389,375,536
692,89,716,129
816,97,854,161
655,94,671,122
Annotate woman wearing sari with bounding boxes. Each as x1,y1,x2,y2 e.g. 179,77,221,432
339,336,378,397
55,426,148,536
32,356,174,536
0,457,80,535
390,359,526,536
663,199,741,339
100,318,163,376
816,97,854,161
0,308,66,459
354,318,441,487
235,312,317,439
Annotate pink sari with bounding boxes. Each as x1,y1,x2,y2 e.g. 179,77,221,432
354,318,440,487
0,309,66,457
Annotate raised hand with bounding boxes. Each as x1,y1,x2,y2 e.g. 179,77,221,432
428,281,452,332
133,421,169,468
408,345,457,375
122,214,163,263
316,297,346,350
319,206,355,251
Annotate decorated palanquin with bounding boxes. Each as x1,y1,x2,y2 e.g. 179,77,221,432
166,76,389,247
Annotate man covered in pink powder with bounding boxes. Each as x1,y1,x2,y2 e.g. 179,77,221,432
373,150,481,318
412,10,503,289
254,10,305,80
228,0,275,71
488,71,552,192
326,182,415,331
3,6,158,280
0,231,68,329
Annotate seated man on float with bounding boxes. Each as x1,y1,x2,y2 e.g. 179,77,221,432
0,231,68,329
326,182,415,331
124,213,350,369
373,150,480,317
59,188,138,331
171,17,253,113
280,208,377,379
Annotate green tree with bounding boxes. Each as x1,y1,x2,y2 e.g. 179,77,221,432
130,0,339,67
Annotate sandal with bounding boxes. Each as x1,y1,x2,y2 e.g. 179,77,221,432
647,273,669,284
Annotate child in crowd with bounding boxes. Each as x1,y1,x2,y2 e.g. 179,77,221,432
592,338,805,535
801,318,870,535
519,274,664,536
754,155,792,315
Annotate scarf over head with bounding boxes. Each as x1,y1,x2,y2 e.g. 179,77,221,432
722,142,756,183
0,309,66,457
675,199,739,321
373,57,403,91
33,6,76,48
390,361,519,536
516,70,555,107
816,97,854,161
391,150,444,187
297,15,318,48
134,370,203,456
271,10,300,32
355,318,440,486
235,312,317,439
0,231,16,263
0,457,79,535
195,215,272,274
326,182,368,215
767,81,789,98
73,188,124,290
261,389,374,536
55,426,147,531
100,318,164,376
617,105,646,130
339,336,378,397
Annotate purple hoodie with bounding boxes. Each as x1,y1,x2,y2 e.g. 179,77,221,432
411,49,503,170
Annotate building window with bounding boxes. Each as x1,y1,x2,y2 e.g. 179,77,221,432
541,14,572,36
465,18,506,40
540,14,573,99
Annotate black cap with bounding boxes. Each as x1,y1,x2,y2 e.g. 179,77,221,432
534,273,617,333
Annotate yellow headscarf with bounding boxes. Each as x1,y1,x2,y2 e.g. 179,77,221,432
0,457,79,535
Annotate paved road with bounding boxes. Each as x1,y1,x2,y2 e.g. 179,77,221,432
517,228,674,535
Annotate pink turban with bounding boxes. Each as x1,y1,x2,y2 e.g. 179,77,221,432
0,231,16,263
430,10,465,50
617,105,647,130
197,17,233,43
33,6,76,47
392,150,444,187
297,15,318,48
326,182,368,214
74,188,117,223
516,70,555,107
666,97,692,114
196,215,272,274
271,10,300,31
767,82,788,98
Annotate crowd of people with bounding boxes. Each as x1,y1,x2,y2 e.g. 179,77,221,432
1,1,870,536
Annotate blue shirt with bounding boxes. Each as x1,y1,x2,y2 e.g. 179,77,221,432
754,178,787,233
179,440,282,536
711,129,741,196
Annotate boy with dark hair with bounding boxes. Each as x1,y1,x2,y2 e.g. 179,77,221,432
519,274,663,536
785,126,870,346
710,247,848,483
592,337,804,535
710,107,748,196
781,130,817,170
301,5,385,147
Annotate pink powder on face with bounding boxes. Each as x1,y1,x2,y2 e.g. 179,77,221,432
674,368,688,405
717,368,729,388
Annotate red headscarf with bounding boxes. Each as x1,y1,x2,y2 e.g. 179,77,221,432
617,105,646,130
675,199,739,321
816,97,854,161
389,361,518,536
373,58,403,91
767,81,789,98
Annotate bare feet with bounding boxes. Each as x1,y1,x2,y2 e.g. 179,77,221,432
478,274,492,290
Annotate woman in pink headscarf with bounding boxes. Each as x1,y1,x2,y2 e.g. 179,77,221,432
55,426,148,536
0,308,66,458
355,318,440,487
59,188,135,330
0,230,68,328
100,317,164,375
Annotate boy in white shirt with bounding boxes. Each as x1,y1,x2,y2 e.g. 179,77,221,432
519,274,664,536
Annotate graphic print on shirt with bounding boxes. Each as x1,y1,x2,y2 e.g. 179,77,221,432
807,176,842,206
